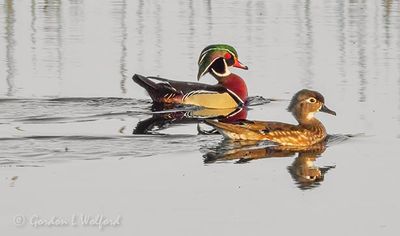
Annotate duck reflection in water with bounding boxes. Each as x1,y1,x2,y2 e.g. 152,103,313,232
133,103,248,134
202,140,335,190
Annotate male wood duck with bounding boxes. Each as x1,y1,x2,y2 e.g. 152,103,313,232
205,89,336,146
132,44,248,109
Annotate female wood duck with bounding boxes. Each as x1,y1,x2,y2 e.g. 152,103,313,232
132,44,248,109
205,89,336,146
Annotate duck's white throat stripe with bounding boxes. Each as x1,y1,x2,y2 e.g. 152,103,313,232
211,67,231,77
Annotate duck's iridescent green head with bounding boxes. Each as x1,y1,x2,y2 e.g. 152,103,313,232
197,44,248,80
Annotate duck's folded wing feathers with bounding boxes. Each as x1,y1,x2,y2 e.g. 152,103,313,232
230,120,298,133
147,76,226,94
147,76,244,106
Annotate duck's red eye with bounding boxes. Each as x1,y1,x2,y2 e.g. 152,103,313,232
224,53,232,60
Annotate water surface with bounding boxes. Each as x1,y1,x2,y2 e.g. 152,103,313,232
1,0,400,235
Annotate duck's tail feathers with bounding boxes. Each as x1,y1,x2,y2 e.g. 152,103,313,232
205,119,266,140
204,120,253,140
132,74,161,100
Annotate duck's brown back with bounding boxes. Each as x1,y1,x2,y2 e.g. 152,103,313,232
262,122,327,146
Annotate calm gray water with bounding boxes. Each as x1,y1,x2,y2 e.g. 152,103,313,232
1,0,400,235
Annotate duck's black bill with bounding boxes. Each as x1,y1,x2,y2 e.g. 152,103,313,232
320,105,336,116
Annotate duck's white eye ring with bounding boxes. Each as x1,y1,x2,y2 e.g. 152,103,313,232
307,97,317,103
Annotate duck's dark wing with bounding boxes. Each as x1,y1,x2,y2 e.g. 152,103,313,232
133,74,224,97
145,76,226,94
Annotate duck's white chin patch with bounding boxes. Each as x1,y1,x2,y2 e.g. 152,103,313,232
306,112,315,120
211,68,231,77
